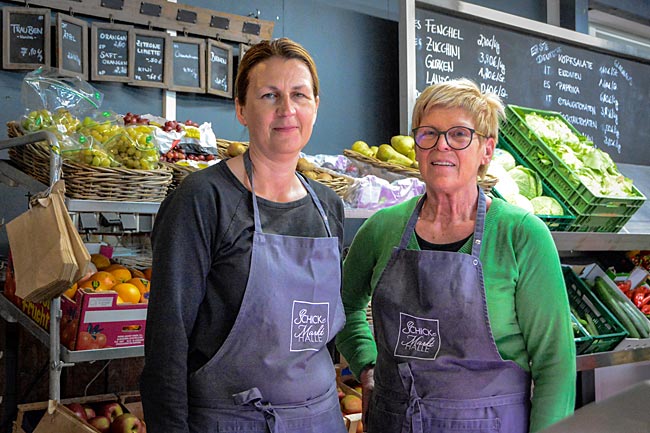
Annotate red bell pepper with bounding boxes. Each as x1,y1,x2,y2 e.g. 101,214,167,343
632,286,650,307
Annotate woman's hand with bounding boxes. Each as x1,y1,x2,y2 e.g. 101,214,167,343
359,366,375,431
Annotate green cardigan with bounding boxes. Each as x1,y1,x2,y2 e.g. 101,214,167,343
336,196,576,432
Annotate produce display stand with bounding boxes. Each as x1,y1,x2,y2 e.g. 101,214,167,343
0,131,151,427
3,132,650,419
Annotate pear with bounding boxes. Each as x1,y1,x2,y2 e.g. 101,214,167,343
351,140,374,158
390,135,415,156
376,144,413,167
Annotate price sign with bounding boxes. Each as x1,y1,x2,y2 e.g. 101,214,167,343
56,13,88,80
206,39,233,98
91,22,132,82
2,7,51,70
170,36,206,93
129,28,170,88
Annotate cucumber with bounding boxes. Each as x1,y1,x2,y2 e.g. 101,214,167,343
618,296,650,335
618,300,650,338
584,312,599,336
593,277,639,338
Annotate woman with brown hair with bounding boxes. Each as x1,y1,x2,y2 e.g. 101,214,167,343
141,38,347,433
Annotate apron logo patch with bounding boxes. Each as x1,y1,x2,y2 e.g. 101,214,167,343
394,312,440,360
290,301,329,352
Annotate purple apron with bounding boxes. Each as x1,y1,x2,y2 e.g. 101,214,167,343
367,189,531,433
187,152,347,433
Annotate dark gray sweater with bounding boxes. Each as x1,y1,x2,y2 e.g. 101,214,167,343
140,160,344,433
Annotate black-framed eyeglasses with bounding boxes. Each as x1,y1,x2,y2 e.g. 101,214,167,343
411,126,488,150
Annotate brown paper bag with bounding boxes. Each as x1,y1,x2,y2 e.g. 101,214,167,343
6,180,82,302
51,182,91,283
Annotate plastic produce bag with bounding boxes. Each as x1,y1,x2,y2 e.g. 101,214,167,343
344,175,425,210
21,66,103,119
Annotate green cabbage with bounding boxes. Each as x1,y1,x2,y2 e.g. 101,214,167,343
492,148,516,171
504,193,534,213
531,196,564,216
489,164,519,198
509,166,542,199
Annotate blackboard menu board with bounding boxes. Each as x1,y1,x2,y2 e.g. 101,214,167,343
170,36,206,93
56,13,88,80
207,39,233,98
129,29,169,88
410,3,650,165
2,7,51,70
91,22,132,82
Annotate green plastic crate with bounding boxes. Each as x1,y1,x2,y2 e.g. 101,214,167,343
562,266,627,354
495,137,576,231
571,313,593,355
500,105,645,225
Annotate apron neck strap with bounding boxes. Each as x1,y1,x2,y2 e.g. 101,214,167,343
243,150,333,236
399,187,487,257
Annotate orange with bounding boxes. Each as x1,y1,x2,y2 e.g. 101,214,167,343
104,263,127,272
143,267,153,281
127,277,150,295
139,291,150,304
90,253,111,270
86,271,117,291
63,283,78,299
112,282,141,304
130,268,145,279
110,267,132,283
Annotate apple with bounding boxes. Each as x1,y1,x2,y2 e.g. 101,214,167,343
89,416,111,433
83,405,96,420
98,401,124,422
66,402,87,420
111,413,146,433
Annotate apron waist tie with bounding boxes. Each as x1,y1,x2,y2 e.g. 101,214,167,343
398,363,423,433
233,387,284,433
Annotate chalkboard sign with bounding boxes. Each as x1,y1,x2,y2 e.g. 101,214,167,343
206,39,233,98
238,43,251,67
2,7,51,70
55,13,88,80
170,36,206,93
404,1,650,165
129,29,170,88
91,22,132,82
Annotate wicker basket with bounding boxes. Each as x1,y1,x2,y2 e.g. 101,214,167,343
344,149,422,179
164,162,199,190
216,138,249,160
215,138,354,198
7,121,172,202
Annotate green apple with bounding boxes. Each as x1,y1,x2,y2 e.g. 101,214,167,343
390,135,415,156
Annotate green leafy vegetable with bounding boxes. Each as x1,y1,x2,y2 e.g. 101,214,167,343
509,166,543,199
531,196,564,216
524,112,638,198
492,148,516,171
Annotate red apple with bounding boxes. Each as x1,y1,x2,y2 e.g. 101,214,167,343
98,401,124,422
89,415,111,433
83,405,96,420
111,413,146,433
66,402,87,420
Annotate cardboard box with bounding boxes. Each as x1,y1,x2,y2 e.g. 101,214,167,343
4,253,53,331
4,254,147,351
13,394,119,433
60,288,147,350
